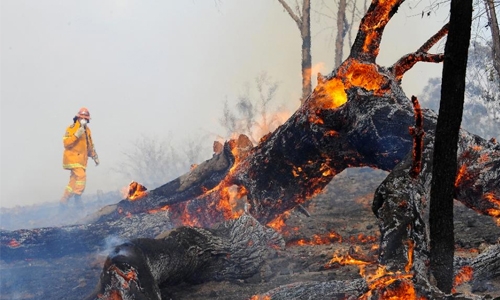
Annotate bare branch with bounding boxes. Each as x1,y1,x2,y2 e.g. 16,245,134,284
418,23,449,52
389,23,449,81
278,0,302,29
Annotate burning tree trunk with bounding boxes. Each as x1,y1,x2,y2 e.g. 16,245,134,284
2,0,500,298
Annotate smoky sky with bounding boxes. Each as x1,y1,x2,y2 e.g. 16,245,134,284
0,0,449,208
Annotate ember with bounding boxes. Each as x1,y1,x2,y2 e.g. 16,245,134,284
286,231,342,246
8,239,20,248
453,265,474,293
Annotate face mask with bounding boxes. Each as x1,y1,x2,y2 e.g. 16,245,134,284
80,119,87,126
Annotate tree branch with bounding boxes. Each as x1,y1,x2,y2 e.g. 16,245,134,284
389,23,449,81
349,0,405,63
278,0,302,29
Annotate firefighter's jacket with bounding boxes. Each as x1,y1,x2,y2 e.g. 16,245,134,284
62,122,97,170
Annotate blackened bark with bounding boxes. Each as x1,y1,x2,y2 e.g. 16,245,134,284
85,214,284,300
429,0,472,293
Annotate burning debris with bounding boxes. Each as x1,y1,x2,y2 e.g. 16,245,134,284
127,181,148,201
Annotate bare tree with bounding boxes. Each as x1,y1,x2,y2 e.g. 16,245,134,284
278,0,312,104
315,0,369,67
429,0,473,293
278,0,369,104
116,135,208,189
219,72,283,144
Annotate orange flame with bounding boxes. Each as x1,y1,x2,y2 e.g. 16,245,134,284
349,233,379,244
454,164,469,187
126,181,148,201
249,295,271,300
148,205,169,214
452,265,474,293
288,232,342,246
340,59,389,95
267,212,289,232
109,265,138,289
484,193,500,220
315,77,348,110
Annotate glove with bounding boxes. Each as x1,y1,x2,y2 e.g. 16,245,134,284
74,126,85,138
93,157,100,166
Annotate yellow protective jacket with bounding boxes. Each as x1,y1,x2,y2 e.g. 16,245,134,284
62,122,98,169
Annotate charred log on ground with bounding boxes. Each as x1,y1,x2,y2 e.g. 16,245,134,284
86,214,283,300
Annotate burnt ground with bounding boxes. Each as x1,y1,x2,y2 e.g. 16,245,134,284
1,167,500,300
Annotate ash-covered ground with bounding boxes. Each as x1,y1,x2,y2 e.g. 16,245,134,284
1,168,499,300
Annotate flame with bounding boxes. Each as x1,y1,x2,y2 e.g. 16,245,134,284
325,248,372,269
108,265,138,290
126,181,148,201
317,77,348,109
249,296,271,300
484,193,500,219
267,212,289,232
216,184,248,220
404,240,414,273
454,164,469,187
148,205,169,214
355,239,418,299
453,265,474,292
359,265,417,300
310,58,390,122
349,233,379,244
358,0,400,57
340,59,389,95
288,231,342,246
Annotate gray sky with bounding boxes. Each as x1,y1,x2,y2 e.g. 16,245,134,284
1,1,449,208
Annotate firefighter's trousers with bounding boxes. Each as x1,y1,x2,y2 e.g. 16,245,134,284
61,167,86,204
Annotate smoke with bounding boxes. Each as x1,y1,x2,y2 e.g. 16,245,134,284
99,235,131,259
0,190,121,231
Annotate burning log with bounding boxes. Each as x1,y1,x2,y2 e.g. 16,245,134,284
86,214,283,300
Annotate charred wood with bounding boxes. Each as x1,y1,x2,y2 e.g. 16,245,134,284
469,244,500,292
85,214,284,300
255,279,368,300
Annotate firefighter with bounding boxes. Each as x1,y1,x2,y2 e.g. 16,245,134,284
60,107,100,208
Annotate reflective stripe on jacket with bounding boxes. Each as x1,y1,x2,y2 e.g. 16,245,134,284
62,122,97,169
